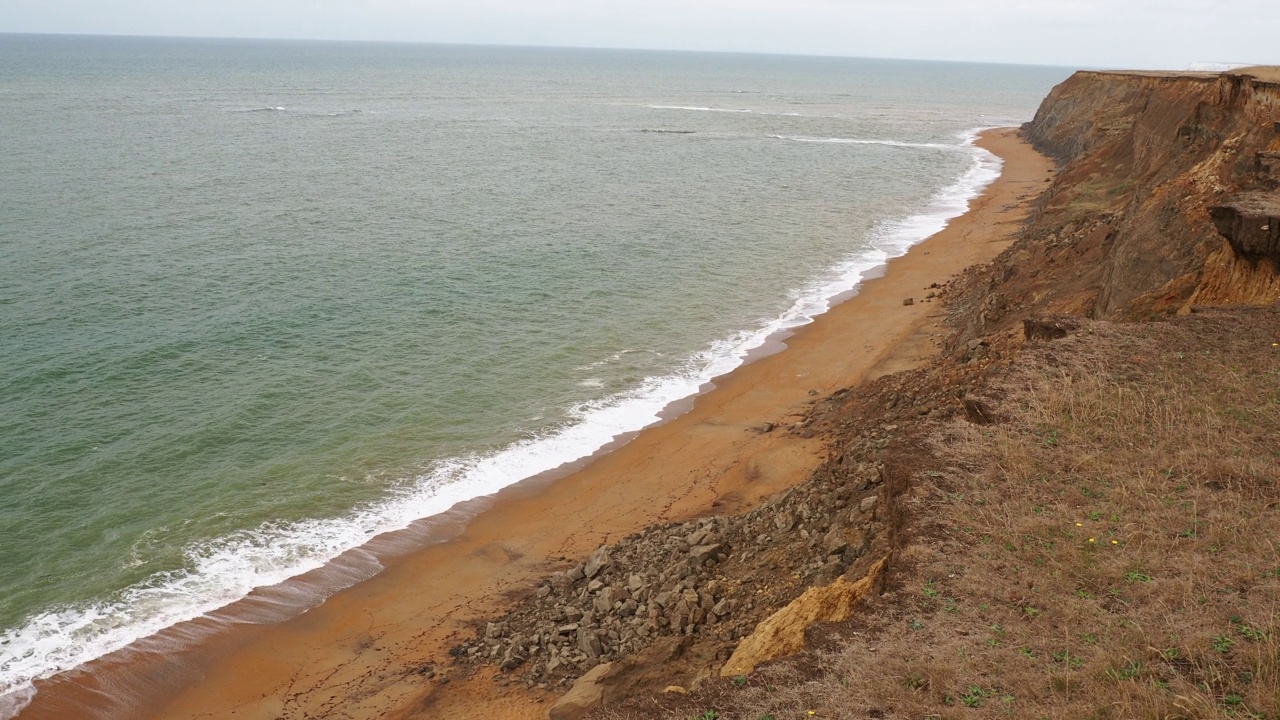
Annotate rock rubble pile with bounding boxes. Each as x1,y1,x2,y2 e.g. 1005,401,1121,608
453,457,892,687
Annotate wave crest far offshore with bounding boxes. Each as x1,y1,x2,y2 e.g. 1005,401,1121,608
767,134,963,150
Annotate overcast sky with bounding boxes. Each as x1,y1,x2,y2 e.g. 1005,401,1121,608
3,0,1277,69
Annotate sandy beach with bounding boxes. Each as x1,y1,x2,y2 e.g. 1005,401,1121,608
17,127,1053,720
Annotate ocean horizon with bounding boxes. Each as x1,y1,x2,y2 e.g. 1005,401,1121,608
0,34,1069,715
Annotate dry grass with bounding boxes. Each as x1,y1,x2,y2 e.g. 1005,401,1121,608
1240,67,1280,84
599,310,1280,720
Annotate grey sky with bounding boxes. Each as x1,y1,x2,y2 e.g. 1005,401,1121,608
3,0,1277,69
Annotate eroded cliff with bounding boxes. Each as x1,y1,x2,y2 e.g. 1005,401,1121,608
950,69,1280,339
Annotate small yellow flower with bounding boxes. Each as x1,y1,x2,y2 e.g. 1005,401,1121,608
1075,522,1083,527
808,712,817,716
1088,538,1096,543
1111,540,1119,545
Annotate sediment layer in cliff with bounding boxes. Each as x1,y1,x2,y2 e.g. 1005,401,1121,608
947,69,1280,340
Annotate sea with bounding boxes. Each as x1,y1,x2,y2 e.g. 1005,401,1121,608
0,33,1069,715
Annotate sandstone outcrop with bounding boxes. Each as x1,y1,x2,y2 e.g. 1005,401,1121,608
546,662,611,720
720,554,888,677
1209,193,1280,264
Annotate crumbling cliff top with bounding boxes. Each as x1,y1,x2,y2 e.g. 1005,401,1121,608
1077,65,1280,85
1239,65,1280,83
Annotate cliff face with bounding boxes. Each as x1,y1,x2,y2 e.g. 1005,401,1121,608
953,70,1280,338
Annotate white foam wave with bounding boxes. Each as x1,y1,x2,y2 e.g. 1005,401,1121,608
574,349,659,371
768,134,961,150
227,107,372,117
649,104,751,113
0,128,1002,717
0,687,33,720
878,128,1001,253
648,105,809,118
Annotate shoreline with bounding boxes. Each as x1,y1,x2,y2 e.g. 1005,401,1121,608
0,129,996,716
14,127,1054,720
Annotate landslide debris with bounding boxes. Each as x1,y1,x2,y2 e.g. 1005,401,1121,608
450,421,897,688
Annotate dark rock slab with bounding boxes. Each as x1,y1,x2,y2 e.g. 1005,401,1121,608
1209,193,1280,264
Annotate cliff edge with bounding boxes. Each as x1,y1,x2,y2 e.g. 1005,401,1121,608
946,69,1280,344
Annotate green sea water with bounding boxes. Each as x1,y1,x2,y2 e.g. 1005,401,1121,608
0,34,1068,709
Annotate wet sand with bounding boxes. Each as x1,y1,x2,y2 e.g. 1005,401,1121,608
17,128,1053,720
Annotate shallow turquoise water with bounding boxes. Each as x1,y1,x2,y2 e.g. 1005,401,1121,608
0,34,1069,705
